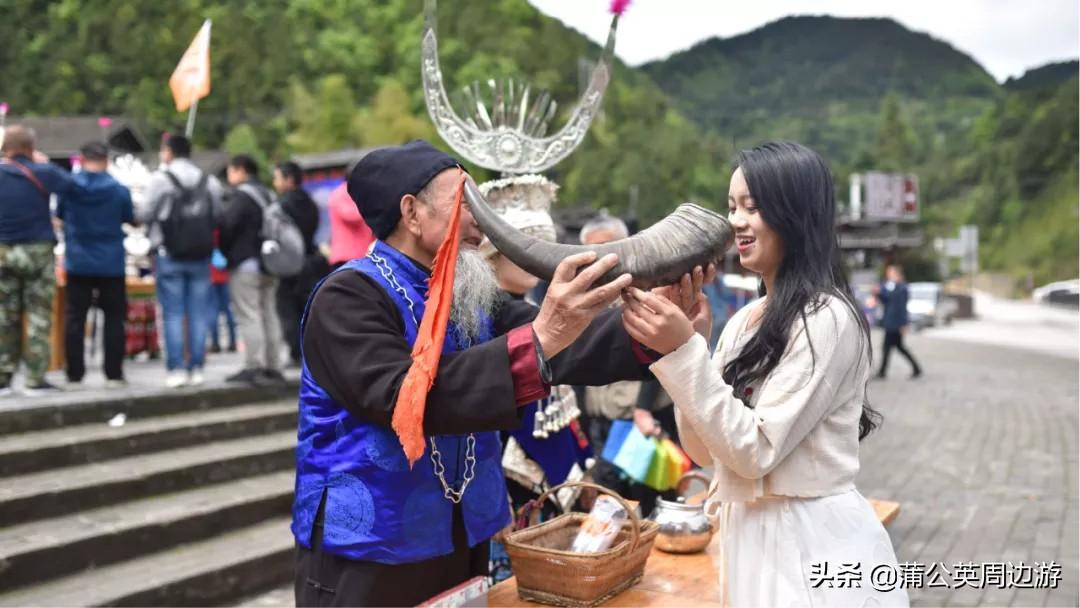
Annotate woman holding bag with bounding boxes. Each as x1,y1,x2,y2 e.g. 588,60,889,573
622,141,908,607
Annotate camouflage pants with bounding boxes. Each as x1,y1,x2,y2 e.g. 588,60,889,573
0,242,56,387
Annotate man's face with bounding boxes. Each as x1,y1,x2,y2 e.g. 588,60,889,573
159,145,173,165
414,169,483,258
226,166,245,186
272,168,290,194
583,229,621,246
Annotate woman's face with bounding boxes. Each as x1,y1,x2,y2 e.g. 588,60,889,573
491,254,539,295
728,167,784,279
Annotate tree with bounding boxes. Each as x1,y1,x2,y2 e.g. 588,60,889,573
873,94,917,171
355,79,435,146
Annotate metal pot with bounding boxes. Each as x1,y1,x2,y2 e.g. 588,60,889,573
648,471,714,554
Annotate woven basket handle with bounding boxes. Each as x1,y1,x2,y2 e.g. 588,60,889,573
527,480,642,553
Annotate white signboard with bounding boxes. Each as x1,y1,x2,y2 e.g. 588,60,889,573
861,172,919,222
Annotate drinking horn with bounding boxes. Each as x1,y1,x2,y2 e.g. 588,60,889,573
464,180,734,289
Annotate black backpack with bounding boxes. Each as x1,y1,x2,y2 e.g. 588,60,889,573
160,171,216,260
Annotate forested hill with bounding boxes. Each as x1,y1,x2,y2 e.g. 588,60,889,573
0,0,728,223
0,4,1075,284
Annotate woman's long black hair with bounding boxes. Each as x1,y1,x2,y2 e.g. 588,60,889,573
722,141,881,440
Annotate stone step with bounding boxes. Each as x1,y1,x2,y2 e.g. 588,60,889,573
0,382,298,437
0,431,295,527
0,401,296,477
0,470,294,590
235,584,294,607
0,516,294,607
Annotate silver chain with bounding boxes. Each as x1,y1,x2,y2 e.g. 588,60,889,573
429,434,477,504
369,249,477,504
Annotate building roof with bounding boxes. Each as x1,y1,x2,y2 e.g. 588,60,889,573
292,148,374,172
6,115,149,159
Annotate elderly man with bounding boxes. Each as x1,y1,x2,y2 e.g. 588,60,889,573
293,140,693,606
0,125,76,395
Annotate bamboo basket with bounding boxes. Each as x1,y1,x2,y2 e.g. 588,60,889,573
503,481,659,607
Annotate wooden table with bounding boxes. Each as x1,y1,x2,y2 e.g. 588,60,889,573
487,498,900,606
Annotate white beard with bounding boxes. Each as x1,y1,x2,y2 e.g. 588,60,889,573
449,248,501,343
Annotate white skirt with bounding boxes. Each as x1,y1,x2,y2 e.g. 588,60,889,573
716,489,909,608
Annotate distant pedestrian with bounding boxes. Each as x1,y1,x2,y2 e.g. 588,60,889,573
0,125,76,396
220,155,285,385
141,134,225,388
327,183,374,269
272,161,326,367
875,264,923,379
206,230,237,354
57,141,134,388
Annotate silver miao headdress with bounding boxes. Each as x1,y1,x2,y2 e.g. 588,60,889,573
422,0,733,291
420,0,621,176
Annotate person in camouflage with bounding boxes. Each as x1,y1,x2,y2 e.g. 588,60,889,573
0,125,75,395
0,243,57,392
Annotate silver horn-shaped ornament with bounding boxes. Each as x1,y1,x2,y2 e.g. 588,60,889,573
464,180,735,289
421,0,618,174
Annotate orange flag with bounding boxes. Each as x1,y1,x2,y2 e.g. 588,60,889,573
169,20,212,112
393,171,467,466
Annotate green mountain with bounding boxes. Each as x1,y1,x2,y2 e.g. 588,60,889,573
1004,60,1079,92
643,16,999,168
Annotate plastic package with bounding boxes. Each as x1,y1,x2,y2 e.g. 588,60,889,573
569,495,629,553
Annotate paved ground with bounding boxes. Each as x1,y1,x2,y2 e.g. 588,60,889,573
858,320,1078,607
1,349,293,412
927,292,1079,360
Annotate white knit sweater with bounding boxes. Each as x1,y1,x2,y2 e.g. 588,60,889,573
651,294,870,505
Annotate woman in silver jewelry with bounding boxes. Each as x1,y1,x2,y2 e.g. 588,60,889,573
478,177,591,583
621,141,908,607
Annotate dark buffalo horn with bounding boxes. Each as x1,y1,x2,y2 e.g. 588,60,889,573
463,180,734,289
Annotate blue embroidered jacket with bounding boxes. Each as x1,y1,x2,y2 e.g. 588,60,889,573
291,241,512,564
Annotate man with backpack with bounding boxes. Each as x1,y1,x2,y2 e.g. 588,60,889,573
272,161,326,368
220,155,299,386
141,134,224,388
0,125,76,396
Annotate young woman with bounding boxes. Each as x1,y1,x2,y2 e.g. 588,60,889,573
622,141,908,607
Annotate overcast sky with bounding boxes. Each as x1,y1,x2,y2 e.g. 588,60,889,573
527,0,1079,82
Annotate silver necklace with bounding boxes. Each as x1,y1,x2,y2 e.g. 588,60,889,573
370,250,477,504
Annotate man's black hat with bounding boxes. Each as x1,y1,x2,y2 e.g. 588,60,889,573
347,140,460,239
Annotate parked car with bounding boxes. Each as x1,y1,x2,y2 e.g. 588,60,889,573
1032,280,1080,308
907,282,957,329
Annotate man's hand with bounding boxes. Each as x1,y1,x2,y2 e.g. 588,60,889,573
532,252,632,358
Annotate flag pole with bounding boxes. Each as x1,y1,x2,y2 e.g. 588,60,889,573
185,98,199,137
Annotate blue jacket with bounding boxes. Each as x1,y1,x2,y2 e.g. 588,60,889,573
0,155,75,243
878,282,910,330
57,171,133,277
291,241,511,564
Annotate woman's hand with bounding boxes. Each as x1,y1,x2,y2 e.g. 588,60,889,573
651,265,715,317
633,407,661,437
689,292,712,343
621,287,696,355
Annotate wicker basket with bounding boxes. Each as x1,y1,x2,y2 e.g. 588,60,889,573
503,481,659,607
